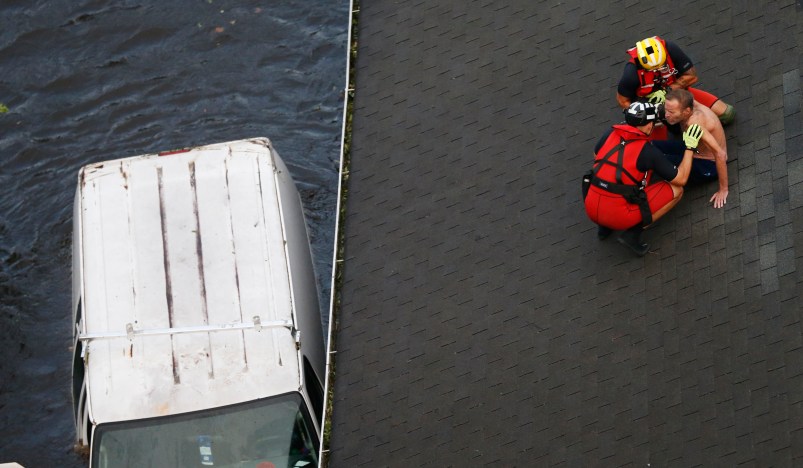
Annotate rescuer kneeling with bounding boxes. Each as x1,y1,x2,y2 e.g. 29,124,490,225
584,102,703,256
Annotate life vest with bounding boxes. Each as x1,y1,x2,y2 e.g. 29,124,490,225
588,124,655,226
626,36,678,97
593,124,650,187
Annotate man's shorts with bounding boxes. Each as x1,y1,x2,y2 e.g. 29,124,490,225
652,139,718,184
585,181,676,231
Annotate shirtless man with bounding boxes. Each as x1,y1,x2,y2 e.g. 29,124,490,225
660,88,729,208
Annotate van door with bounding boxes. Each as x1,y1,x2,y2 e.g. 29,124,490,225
303,356,324,424
71,298,90,449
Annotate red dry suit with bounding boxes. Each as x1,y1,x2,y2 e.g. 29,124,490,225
584,124,675,230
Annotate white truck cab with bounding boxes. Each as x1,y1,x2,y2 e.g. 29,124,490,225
71,138,325,467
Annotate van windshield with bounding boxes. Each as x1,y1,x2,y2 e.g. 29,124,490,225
91,392,318,468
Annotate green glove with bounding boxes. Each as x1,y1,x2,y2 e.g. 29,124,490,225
682,124,704,150
646,89,666,105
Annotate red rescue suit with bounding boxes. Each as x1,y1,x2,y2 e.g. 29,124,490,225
585,124,669,231
626,36,677,98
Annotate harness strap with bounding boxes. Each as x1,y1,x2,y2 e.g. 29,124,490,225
591,176,653,226
589,176,639,196
592,136,653,226
637,192,653,226
592,137,643,185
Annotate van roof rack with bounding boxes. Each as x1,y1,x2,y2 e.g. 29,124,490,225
78,317,296,341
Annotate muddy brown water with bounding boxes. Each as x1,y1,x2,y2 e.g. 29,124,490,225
0,1,348,465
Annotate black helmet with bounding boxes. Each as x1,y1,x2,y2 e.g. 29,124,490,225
624,101,658,126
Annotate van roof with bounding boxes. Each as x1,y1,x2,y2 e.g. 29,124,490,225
77,138,302,424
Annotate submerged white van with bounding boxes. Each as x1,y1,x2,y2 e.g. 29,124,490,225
71,138,325,467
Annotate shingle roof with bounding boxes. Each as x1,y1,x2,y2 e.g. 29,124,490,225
328,1,803,465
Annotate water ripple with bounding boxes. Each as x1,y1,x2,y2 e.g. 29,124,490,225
0,1,348,465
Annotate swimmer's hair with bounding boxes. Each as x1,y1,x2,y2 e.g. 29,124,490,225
666,88,694,110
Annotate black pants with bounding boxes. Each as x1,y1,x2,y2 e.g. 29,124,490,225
651,139,718,185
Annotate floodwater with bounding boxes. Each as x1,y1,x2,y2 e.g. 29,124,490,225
0,1,348,465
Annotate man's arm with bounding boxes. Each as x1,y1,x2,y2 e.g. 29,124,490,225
700,129,729,208
664,40,697,90
669,149,695,187
669,66,699,89
616,92,631,109
645,139,694,187
617,63,639,108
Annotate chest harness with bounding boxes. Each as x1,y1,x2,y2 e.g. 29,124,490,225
626,47,679,96
589,137,653,227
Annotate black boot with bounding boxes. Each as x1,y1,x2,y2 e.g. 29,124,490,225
617,226,649,256
597,225,613,240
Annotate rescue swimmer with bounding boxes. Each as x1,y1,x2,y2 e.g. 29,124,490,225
584,102,704,256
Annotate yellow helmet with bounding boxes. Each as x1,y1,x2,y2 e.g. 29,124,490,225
635,37,666,70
